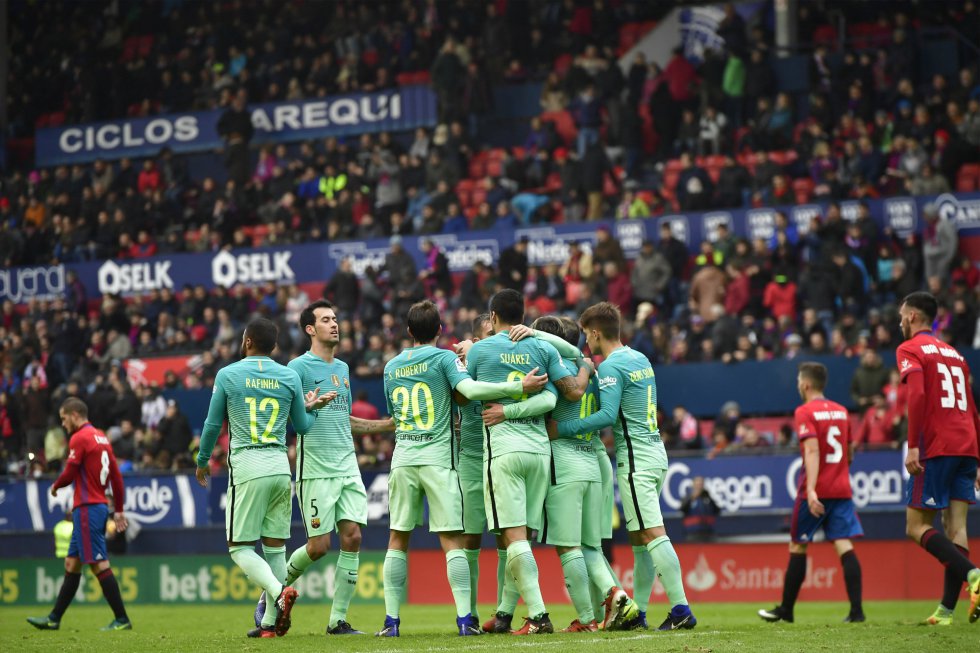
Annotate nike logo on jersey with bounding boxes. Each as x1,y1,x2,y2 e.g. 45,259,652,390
314,378,326,384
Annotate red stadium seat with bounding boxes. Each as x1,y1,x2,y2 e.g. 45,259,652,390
541,110,577,145
468,158,486,179
665,158,684,174
486,159,504,178
553,53,574,77
470,187,488,207
957,164,980,193
545,172,563,193
793,178,815,204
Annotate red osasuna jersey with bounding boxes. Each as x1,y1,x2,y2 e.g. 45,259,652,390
897,331,980,461
52,423,125,511
795,398,852,499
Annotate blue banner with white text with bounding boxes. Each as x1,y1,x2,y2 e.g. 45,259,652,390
2,192,980,304
35,86,436,166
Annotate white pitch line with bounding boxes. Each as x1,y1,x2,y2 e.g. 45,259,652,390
377,631,722,653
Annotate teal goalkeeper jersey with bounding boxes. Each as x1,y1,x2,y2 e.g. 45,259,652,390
384,345,470,469
198,356,315,485
467,331,570,458
288,352,359,480
556,346,667,473
550,357,601,484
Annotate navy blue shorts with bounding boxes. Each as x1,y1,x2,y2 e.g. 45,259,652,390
906,455,978,510
790,496,864,544
67,503,109,563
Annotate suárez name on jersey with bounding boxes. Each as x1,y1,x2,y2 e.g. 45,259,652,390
245,377,281,389
920,343,964,361
394,362,428,378
500,353,531,365
811,410,847,421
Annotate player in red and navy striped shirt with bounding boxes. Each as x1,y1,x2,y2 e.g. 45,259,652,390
759,362,864,624
27,398,132,632
898,292,980,625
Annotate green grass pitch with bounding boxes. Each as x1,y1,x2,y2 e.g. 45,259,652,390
1,601,976,652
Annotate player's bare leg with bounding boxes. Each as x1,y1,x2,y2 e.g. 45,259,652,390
907,506,980,623
832,539,864,622
759,542,807,623
631,526,696,630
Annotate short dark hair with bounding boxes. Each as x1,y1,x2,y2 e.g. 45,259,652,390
798,361,828,392
559,316,581,346
472,312,492,336
300,300,335,339
244,318,279,355
489,289,525,325
531,316,565,339
579,302,622,340
902,291,938,323
406,300,442,343
60,397,89,419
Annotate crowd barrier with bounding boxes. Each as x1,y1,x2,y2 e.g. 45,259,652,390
4,539,977,606
6,450,965,534
3,192,979,305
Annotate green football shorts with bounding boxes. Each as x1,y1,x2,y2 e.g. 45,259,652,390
226,474,292,543
459,474,487,535
388,465,464,533
619,468,666,532
297,475,368,537
484,452,549,532
541,480,602,548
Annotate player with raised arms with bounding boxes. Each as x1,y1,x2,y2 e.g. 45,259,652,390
758,361,865,624
196,317,332,638
486,316,640,632
28,398,132,632
376,300,548,637
547,302,697,630
467,289,592,635
251,300,396,636
897,292,980,623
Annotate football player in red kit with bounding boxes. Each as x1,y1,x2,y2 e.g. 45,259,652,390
759,361,864,624
898,292,980,624
27,398,132,631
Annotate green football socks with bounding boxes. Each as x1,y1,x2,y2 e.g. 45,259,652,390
260,544,287,627
383,549,408,618
497,548,519,615
506,540,546,619
329,550,359,628
560,549,594,623
464,549,481,618
648,536,688,606
230,546,283,626
446,550,472,618
285,545,315,586
632,545,656,612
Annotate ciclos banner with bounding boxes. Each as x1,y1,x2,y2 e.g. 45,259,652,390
0,552,387,605
35,86,436,166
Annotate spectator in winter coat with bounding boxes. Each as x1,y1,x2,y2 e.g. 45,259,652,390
922,203,958,282
631,240,672,310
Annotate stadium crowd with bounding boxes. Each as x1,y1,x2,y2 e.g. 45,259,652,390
2,0,980,476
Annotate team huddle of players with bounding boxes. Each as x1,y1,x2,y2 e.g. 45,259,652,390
193,289,697,638
30,290,980,636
